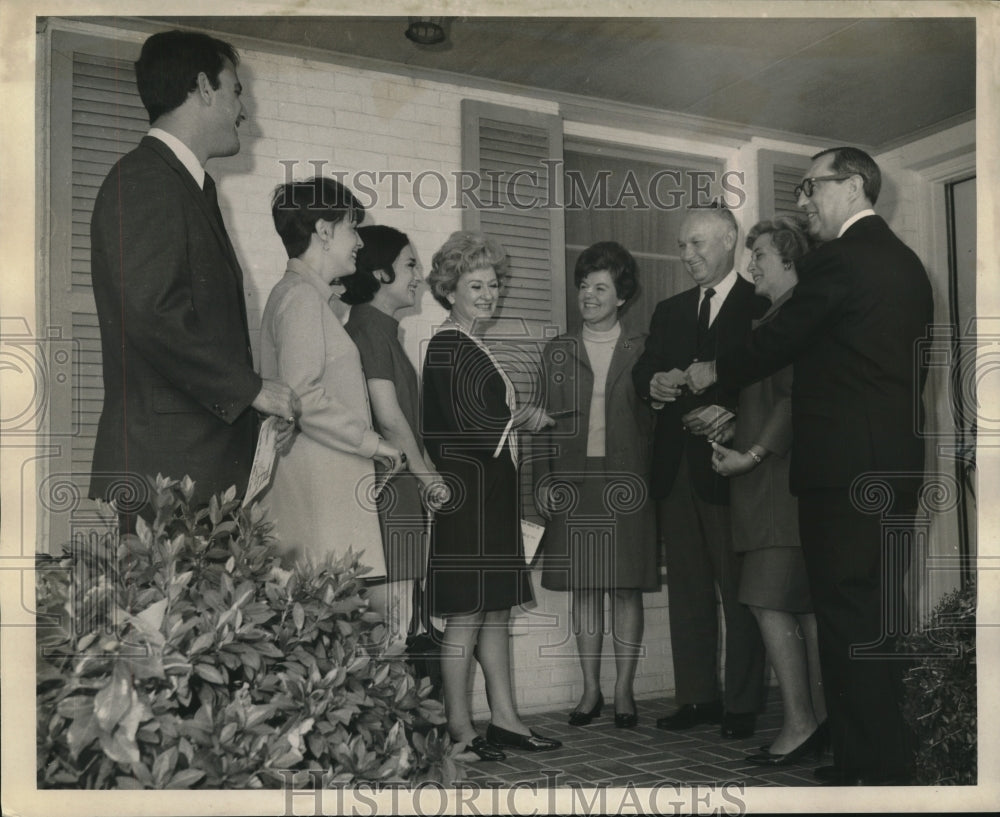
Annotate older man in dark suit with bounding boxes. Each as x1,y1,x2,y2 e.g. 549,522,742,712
633,206,768,739
89,30,299,522
687,147,933,784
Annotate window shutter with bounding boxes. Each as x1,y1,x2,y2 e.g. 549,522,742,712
757,149,813,221
461,100,566,329
45,31,145,547
70,53,148,293
460,100,566,527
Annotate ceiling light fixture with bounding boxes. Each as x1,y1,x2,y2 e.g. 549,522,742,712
405,17,446,46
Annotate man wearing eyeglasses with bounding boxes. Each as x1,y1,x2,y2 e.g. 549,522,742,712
686,147,933,785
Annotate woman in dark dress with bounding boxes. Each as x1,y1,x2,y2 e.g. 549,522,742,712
342,225,450,646
535,242,658,730
421,230,561,761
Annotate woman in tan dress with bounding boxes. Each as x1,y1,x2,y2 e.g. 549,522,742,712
259,177,402,581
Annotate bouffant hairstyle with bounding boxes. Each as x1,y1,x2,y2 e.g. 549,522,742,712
427,231,509,311
339,225,411,305
270,176,365,260
745,214,812,264
573,241,639,302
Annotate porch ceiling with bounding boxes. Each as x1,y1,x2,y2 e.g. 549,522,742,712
140,15,975,151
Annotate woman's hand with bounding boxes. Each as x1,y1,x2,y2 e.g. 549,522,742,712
710,441,758,477
374,440,406,477
513,405,555,433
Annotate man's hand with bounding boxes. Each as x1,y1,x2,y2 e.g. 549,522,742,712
252,379,301,421
710,441,757,477
685,361,717,394
649,369,687,403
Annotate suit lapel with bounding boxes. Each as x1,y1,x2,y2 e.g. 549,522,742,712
142,137,246,295
674,287,700,359
567,329,593,386
713,275,749,327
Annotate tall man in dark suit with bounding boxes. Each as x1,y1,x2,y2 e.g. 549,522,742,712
89,30,299,522
633,207,768,739
687,147,933,784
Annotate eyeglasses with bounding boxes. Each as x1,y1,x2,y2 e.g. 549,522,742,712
794,174,857,199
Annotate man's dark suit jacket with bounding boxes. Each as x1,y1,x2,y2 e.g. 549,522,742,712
715,215,933,496
633,275,767,502
89,136,262,508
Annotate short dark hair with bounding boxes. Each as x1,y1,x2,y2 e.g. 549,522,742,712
746,215,812,264
811,146,882,205
428,231,509,311
340,225,411,305
271,176,366,260
573,241,639,302
135,30,240,125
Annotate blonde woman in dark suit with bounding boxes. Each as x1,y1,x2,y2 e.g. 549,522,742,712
422,231,561,761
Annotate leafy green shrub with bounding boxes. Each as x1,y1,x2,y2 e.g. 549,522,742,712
900,579,976,785
36,476,462,789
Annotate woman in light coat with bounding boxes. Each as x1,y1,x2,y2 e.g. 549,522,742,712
259,176,402,584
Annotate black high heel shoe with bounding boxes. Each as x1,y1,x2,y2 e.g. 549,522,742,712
465,735,506,762
745,723,827,766
614,709,638,729
486,723,562,752
569,693,604,726
614,697,638,729
756,721,829,754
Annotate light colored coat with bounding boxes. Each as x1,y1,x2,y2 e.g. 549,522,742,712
258,258,385,576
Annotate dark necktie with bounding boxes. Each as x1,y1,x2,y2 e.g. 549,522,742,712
203,173,237,258
697,287,715,346
203,173,223,226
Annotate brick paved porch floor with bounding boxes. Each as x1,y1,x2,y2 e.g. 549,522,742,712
460,689,823,788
